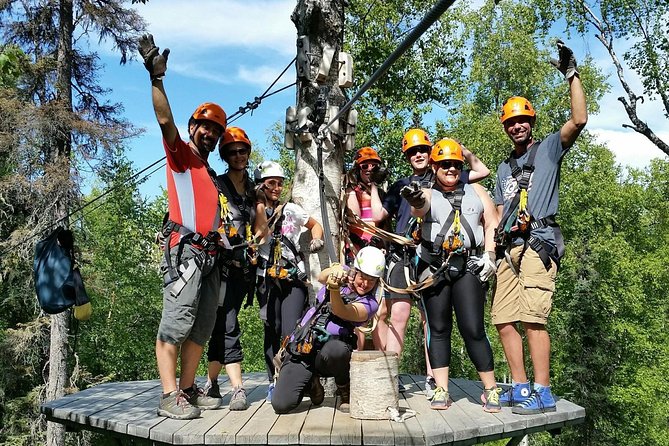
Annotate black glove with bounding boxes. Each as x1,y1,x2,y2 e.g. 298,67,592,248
550,39,579,80
138,34,170,81
369,165,389,184
400,182,426,208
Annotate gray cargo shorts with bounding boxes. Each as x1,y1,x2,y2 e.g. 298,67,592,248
157,243,220,346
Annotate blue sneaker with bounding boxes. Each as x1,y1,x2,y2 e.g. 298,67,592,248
499,382,531,407
512,387,556,415
266,383,275,402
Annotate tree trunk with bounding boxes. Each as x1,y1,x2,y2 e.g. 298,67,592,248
46,1,73,444
291,0,347,297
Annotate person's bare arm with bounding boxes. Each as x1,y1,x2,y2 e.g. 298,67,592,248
462,145,490,183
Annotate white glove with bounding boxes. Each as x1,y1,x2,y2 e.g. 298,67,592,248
309,238,324,253
476,251,497,282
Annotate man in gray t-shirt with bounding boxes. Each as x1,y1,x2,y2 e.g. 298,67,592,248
491,40,587,415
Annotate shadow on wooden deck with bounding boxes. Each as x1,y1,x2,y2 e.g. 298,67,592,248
40,372,585,445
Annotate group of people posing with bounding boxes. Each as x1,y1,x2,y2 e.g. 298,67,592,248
138,34,587,421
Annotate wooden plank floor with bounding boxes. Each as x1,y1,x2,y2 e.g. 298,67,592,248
41,372,585,445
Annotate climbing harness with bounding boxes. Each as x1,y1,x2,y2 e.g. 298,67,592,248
495,144,564,273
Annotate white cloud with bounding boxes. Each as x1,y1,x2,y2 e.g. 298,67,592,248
590,128,668,169
236,64,294,87
134,0,296,55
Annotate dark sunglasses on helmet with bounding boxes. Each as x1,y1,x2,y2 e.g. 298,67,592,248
438,160,463,170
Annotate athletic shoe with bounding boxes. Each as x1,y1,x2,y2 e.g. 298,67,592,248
183,383,223,410
309,375,325,405
266,383,275,402
512,387,557,415
481,387,502,413
157,390,201,420
430,386,451,410
205,380,222,399
425,375,436,399
499,381,531,407
229,386,249,411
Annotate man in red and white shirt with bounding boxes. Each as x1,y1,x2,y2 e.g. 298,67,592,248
140,34,226,420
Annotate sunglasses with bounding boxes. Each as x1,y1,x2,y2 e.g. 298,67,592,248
227,148,250,157
405,146,430,157
359,162,379,171
437,161,463,170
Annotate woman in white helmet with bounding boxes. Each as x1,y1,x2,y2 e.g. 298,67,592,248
253,160,325,401
271,246,386,414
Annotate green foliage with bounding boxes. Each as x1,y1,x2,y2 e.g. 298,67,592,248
73,154,164,382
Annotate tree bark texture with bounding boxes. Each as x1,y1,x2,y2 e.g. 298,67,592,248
291,0,348,297
46,1,73,444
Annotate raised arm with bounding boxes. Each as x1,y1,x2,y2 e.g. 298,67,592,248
461,145,490,183
138,34,178,147
550,39,587,149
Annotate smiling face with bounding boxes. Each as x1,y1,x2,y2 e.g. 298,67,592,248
357,160,380,184
405,145,430,173
351,270,379,295
190,119,223,154
262,176,284,203
433,160,463,190
503,115,534,148
222,141,250,171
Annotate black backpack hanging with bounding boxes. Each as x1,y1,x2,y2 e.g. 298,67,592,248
34,227,91,318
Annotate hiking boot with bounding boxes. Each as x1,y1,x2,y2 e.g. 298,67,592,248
481,387,502,413
157,390,201,420
336,383,350,413
266,383,275,402
499,381,531,407
309,374,325,406
430,386,451,410
512,387,557,415
425,375,436,399
183,383,223,410
205,380,222,399
229,385,249,411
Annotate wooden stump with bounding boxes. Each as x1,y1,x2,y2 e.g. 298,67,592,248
349,351,399,420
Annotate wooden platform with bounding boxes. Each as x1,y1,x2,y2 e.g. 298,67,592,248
40,372,585,445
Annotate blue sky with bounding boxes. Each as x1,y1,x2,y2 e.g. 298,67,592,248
96,0,667,199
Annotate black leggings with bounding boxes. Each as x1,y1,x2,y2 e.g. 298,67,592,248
421,269,494,372
271,339,352,414
264,280,307,381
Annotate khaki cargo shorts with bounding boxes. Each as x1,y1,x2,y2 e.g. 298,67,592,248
491,244,557,325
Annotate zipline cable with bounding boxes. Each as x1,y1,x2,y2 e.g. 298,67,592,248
321,0,457,135
314,0,457,264
0,57,299,259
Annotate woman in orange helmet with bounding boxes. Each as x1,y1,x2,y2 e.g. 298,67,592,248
402,138,501,412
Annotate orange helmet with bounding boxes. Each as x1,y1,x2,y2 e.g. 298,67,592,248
353,147,381,165
430,138,464,164
402,129,432,153
500,96,536,124
191,102,227,130
220,126,251,151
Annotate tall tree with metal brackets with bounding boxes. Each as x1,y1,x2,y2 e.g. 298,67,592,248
533,0,669,156
290,0,348,290
0,1,145,444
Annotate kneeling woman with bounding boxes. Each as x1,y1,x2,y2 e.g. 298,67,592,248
271,247,386,414
403,138,500,412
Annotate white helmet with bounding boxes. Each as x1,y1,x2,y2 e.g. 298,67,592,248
254,160,285,183
353,246,386,278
